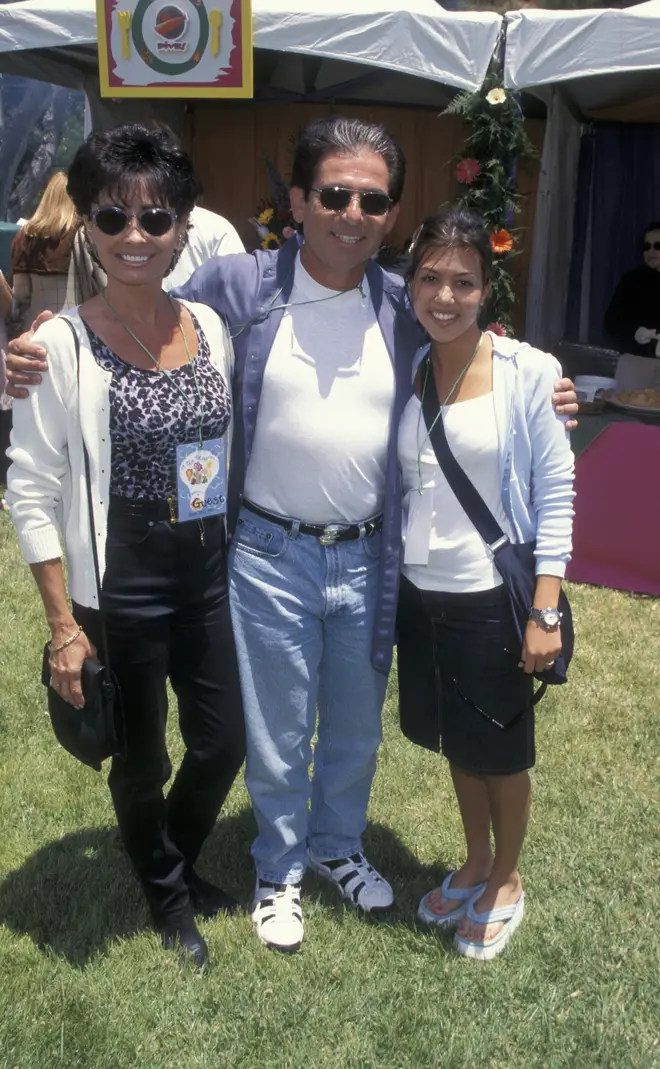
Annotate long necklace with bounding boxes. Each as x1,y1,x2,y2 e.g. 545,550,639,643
416,332,483,494
101,291,205,447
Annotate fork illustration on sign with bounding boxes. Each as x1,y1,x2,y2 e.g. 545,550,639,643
209,9,222,57
117,10,132,59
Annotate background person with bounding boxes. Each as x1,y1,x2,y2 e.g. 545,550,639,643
5,125,245,970
10,172,79,331
604,221,660,357
396,208,574,961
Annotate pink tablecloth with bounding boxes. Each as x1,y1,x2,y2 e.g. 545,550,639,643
566,422,660,595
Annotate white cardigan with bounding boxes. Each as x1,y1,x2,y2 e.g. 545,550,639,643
6,300,234,609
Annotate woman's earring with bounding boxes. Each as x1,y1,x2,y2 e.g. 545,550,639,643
166,229,189,276
84,233,101,267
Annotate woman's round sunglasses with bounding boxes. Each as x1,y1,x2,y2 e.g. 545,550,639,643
312,186,392,217
91,206,178,237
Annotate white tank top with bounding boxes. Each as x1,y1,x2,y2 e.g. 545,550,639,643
398,391,513,592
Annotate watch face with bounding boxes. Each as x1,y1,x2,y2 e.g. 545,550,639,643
542,609,561,628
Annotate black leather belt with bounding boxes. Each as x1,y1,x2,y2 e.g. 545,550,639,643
243,501,383,545
109,494,180,523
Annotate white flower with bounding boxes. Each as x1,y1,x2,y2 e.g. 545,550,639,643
486,88,506,105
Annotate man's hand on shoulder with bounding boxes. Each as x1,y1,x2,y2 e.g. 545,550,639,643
553,377,578,431
6,310,54,399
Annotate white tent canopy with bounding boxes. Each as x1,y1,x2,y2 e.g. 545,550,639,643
0,0,502,97
504,3,660,118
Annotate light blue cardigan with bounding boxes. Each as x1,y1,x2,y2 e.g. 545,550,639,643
412,335,575,577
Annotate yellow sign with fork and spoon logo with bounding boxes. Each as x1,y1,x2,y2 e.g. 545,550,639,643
97,0,252,97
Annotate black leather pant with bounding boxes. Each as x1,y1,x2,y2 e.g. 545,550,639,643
74,502,245,923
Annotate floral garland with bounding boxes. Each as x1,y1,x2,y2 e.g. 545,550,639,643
249,157,295,250
445,62,537,336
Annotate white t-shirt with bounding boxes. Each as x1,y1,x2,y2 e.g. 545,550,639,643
164,205,245,291
399,391,513,592
244,255,395,523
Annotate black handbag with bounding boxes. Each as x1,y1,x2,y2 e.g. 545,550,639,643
41,318,124,771
421,362,574,703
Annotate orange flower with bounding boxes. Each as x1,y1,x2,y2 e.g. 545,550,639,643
491,229,513,254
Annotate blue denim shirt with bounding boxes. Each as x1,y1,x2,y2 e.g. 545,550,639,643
174,237,425,674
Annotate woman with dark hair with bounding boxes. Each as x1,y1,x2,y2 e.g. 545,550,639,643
604,221,660,356
6,124,245,969
396,207,574,960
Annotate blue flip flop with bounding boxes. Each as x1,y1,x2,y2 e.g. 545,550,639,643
454,891,525,960
417,871,488,929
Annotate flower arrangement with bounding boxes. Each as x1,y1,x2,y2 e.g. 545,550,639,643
445,59,537,336
249,157,296,250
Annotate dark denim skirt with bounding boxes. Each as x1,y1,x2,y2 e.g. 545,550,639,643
396,575,535,774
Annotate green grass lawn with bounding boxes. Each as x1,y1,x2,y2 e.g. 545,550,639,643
0,502,658,1069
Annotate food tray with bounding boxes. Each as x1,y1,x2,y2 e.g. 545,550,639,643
605,396,660,416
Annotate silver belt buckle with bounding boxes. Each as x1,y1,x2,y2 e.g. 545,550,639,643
319,523,344,546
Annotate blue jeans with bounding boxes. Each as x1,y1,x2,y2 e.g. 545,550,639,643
228,507,388,885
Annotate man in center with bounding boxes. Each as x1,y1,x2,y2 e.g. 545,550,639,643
202,119,420,951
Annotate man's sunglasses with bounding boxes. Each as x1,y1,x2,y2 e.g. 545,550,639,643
311,186,392,217
91,206,178,237
643,240,660,252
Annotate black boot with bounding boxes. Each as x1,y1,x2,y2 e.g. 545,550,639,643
158,908,208,970
187,869,239,919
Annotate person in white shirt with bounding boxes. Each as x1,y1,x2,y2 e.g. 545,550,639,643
165,205,244,291
396,207,574,961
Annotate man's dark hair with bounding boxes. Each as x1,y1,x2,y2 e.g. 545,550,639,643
290,116,406,204
644,221,660,237
67,123,202,217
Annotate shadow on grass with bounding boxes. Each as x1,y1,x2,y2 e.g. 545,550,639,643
0,807,257,967
0,812,451,966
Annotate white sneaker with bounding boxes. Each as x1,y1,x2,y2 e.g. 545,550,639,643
308,851,394,912
251,879,304,953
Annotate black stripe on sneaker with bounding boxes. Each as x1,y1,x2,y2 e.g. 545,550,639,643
351,881,366,904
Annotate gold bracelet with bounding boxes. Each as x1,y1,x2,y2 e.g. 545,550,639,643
49,626,83,654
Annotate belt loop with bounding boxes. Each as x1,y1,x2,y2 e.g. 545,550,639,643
358,522,366,539
289,518,300,539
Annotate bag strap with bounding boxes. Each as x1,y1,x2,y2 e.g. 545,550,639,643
61,317,112,681
421,358,510,555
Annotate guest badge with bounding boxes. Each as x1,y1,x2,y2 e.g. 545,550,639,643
176,438,226,521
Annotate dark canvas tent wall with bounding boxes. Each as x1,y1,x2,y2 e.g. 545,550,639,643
505,2,660,350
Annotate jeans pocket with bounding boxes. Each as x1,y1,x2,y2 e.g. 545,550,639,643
361,531,382,560
232,516,288,559
106,513,157,548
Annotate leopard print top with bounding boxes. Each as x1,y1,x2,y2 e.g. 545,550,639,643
85,312,231,500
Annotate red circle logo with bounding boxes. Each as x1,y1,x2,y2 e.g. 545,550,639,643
154,5,188,41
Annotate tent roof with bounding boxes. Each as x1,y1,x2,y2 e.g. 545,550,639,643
504,3,660,119
0,0,502,100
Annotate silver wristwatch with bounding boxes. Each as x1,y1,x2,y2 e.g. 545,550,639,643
529,607,562,631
